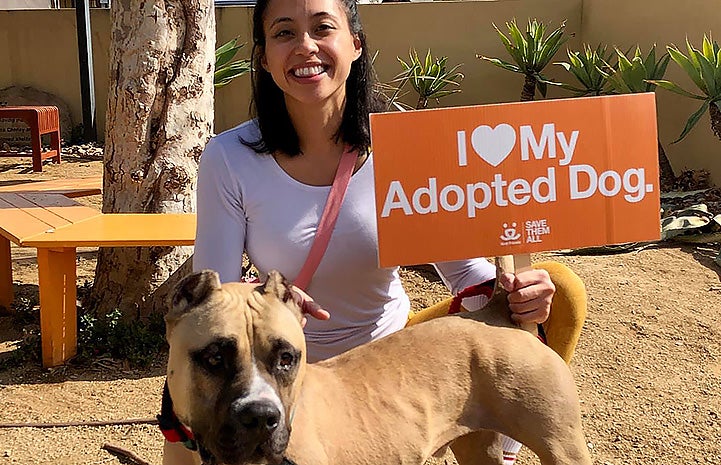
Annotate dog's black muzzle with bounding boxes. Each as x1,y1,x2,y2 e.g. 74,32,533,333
203,399,289,465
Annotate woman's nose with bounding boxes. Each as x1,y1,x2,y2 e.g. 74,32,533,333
295,32,319,55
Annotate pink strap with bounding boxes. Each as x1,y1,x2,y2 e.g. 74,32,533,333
293,149,357,290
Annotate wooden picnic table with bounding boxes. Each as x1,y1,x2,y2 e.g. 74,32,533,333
0,191,196,367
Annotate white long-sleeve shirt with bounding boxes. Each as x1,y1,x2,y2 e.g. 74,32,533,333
193,120,496,361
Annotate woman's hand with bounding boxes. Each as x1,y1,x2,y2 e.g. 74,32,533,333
291,286,331,328
498,268,555,325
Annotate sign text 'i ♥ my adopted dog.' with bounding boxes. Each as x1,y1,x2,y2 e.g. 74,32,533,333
369,93,661,266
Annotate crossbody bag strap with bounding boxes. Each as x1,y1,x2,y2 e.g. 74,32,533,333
293,149,357,291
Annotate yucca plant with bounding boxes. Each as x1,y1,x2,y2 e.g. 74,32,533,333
397,49,464,109
555,44,613,96
478,19,568,102
599,45,675,190
601,45,671,94
648,35,721,143
214,37,251,89
372,51,414,112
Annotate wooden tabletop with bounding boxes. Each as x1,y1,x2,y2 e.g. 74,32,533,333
22,213,197,247
0,192,101,245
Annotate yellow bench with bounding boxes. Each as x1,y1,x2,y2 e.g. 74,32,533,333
0,191,196,367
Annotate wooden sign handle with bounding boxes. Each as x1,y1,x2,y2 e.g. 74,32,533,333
498,254,538,336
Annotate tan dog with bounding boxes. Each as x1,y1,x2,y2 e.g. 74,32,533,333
164,269,591,465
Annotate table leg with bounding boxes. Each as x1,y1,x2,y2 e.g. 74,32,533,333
0,236,12,314
29,122,43,173
37,247,77,367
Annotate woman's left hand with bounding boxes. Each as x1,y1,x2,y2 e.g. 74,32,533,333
498,268,555,325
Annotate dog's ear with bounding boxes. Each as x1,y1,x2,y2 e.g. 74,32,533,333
258,270,295,304
167,270,222,322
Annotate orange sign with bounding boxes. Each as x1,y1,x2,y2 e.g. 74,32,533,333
370,93,661,267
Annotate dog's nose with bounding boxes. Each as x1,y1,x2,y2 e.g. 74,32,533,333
236,401,281,433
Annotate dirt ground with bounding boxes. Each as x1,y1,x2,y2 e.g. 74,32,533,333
0,154,720,465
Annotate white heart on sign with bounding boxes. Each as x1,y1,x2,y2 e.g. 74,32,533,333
470,124,517,167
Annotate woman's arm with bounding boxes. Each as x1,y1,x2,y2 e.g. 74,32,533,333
193,138,247,282
433,258,497,311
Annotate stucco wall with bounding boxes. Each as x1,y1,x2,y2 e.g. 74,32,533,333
1,1,719,183
583,0,721,192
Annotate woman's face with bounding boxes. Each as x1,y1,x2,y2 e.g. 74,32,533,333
260,0,362,108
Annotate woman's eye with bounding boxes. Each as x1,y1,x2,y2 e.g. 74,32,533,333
278,352,295,370
273,29,292,39
316,23,334,33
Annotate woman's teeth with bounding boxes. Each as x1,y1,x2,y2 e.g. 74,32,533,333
293,65,324,77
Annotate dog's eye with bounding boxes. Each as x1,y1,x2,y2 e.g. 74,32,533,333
278,352,295,370
206,353,223,367
192,338,238,377
202,344,224,369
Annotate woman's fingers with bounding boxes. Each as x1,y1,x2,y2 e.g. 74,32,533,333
499,269,555,324
291,286,331,327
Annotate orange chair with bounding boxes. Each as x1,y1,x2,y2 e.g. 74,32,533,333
0,106,62,172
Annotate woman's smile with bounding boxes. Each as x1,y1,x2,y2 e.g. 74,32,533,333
290,63,328,79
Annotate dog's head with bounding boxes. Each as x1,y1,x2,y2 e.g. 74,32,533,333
165,270,306,465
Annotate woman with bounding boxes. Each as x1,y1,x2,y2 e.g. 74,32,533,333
164,0,558,462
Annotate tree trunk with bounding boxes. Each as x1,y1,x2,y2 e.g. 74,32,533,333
520,74,536,102
657,139,676,192
87,0,215,319
416,95,428,110
710,101,721,141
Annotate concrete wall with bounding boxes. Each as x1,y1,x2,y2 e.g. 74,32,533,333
1,0,719,183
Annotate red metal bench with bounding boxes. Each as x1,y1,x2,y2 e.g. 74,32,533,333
0,106,62,172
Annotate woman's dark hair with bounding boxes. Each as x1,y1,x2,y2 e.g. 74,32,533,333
242,0,382,156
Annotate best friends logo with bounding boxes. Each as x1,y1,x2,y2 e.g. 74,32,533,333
369,94,661,266
380,122,655,219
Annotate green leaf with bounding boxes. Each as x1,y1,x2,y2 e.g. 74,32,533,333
537,79,548,98
668,45,707,92
479,56,522,73
702,35,715,61
215,38,242,69
215,37,238,57
649,79,707,99
690,48,715,94
673,99,711,143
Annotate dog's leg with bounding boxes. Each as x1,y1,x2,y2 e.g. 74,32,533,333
450,431,504,465
162,440,201,465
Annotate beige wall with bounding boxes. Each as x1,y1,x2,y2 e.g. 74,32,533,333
0,9,111,133
583,0,721,190
3,0,51,8
1,1,719,183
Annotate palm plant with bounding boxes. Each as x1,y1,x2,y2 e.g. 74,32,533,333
599,45,675,190
397,49,464,109
478,19,568,102
214,37,251,89
555,44,613,96
648,35,721,143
